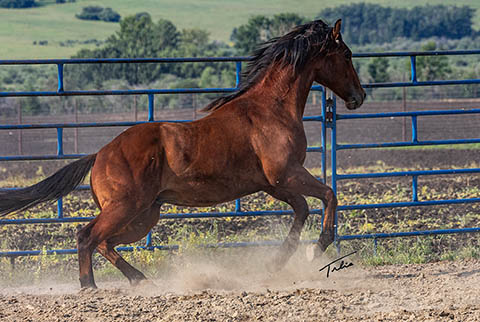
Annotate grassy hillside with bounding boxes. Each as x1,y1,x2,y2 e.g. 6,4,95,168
0,0,479,59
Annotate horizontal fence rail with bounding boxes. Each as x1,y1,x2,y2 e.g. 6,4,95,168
1,50,480,258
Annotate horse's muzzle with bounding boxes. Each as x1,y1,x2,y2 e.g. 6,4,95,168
345,91,366,110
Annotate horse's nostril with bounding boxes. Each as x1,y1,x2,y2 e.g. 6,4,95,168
363,92,367,99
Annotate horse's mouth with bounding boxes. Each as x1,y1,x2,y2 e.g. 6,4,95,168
345,91,366,110
345,99,363,110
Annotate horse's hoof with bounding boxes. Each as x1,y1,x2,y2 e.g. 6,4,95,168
79,280,98,290
79,286,98,294
305,243,322,262
318,230,334,252
132,278,155,288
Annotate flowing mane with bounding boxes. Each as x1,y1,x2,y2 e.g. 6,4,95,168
202,19,334,112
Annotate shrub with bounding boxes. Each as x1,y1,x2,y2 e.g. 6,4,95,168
76,6,120,22
0,0,36,8
75,6,103,21
98,7,120,23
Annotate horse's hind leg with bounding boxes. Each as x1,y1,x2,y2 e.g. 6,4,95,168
76,218,99,288
96,204,161,285
76,202,140,289
265,189,309,270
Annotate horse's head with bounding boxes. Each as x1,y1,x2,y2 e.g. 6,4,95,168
313,20,365,110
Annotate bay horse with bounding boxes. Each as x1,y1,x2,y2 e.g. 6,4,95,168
0,19,365,289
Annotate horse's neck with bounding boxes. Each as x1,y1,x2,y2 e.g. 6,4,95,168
250,65,314,121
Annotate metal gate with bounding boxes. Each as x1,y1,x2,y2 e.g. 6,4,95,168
1,50,479,258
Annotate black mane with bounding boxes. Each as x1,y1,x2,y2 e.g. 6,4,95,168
202,20,333,112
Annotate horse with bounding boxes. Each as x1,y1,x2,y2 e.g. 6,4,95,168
0,19,365,289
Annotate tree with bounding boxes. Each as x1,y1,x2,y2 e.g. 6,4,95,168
269,13,306,39
368,57,390,83
102,15,180,84
99,8,121,23
76,6,121,22
0,0,35,8
71,14,232,87
231,15,270,55
416,42,451,81
75,6,103,20
231,13,306,55
317,4,476,45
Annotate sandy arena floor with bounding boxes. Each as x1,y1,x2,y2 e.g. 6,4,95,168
1,248,479,321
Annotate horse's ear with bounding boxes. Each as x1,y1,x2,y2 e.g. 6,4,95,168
332,19,342,41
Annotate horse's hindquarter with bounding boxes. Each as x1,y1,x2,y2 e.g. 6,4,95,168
90,123,166,209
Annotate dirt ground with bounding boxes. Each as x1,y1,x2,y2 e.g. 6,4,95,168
0,111,479,321
0,247,479,321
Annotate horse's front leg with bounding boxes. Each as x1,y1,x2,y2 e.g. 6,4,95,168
272,165,337,263
264,188,309,270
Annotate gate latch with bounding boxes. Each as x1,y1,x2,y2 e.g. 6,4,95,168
325,97,334,123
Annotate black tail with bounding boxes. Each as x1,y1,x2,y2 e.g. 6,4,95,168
0,154,97,217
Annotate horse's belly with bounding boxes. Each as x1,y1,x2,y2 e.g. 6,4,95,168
157,179,261,207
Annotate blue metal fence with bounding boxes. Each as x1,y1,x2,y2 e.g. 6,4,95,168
1,50,480,258
330,50,480,251
331,101,480,247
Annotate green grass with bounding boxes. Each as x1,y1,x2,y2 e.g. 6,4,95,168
1,0,480,59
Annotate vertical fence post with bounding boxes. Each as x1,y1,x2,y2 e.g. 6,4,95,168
57,127,64,218
57,128,64,156
57,198,64,219
235,199,242,212
234,61,243,213
411,115,418,143
235,62,242,88
412,175,419,202
57,64,64,92
148,94,155,122
146,232,152,249
146,94,155,250
410,56,417,83
321,87,327,184
329,95,341,254
318,88,327,234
